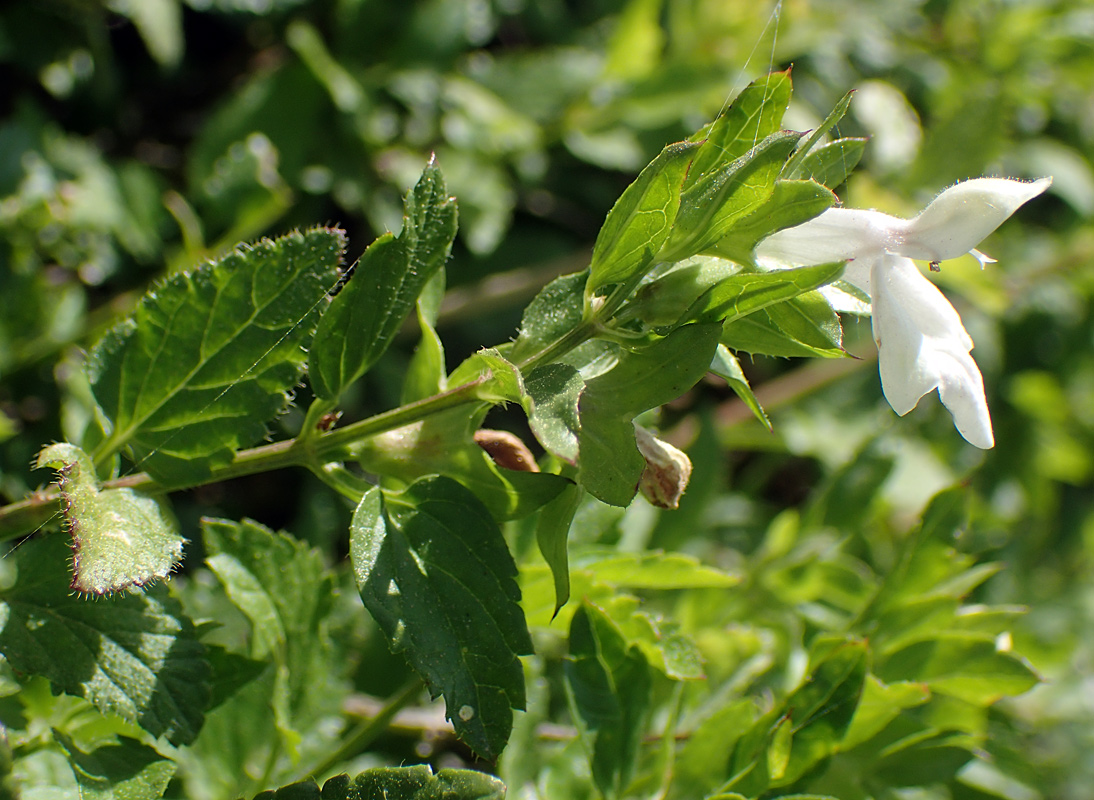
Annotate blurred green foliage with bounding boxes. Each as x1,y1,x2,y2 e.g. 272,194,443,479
1,0,1092,798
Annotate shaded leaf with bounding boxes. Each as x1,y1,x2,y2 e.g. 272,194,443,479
510,271,588,363
535,482,583,615
36,442,185,595
350,477,532,758
720,287,846,358
565,603,652,800
0,535,209,745
526,363,584,463
54,731,175,800
250,766,506,800
709,345,771,429
88,227,346,486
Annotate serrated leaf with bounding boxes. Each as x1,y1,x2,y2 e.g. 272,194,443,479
710,345,771,429
565,603,652,800
0,535,209,745
535,482,583,616
202,517,337,757
310,159,457,402
525,363,584,463
578,323,721,506
88,227,346,487
54,731,175,800
720,287,846,358
350,477,532,758
795,138,867,189
587,141,700,296
36,443,185,595
662,132,802,262
314,766,506,800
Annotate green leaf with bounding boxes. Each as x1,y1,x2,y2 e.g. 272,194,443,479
350,477,532,758
687,70,794,179
36,443,185,595
526,363,584,463
565,603,652,800
794,138,867,189
202,518,338,757
0,535,209,745
448,348,526,406
572,550,739,589
401,270,448,404
88,227,346,486
511,271,589,363
662,132,802,262
726,638,867,795
54,731,175,800
310,159,457,402
259,766,506,800
587,140,701,296
720,288,846,359
782,88,856,179
695,261,845,326
876,634,1040,705
578,323,721,506
709,345,771,429
535,482,583,615
841,675,930,751
702,179,836,263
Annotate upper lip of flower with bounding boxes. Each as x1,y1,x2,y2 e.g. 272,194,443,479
754,177,1052,448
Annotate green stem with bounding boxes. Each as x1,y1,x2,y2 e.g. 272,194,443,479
307,679,423,781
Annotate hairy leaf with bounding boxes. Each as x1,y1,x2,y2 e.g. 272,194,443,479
350,477,532,758
88,227,346,486
0,535,209,745
37,442,185,595
510,271,588,363
310,159,457,401
795,138,867,189
525,363,583,463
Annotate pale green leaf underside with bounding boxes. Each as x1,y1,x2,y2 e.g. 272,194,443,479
37,442,185,595
88,228,346,487
0,535,209,746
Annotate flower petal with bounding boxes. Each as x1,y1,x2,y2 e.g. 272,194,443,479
895,177,1052,262
756,207,900,266
871,256,994,448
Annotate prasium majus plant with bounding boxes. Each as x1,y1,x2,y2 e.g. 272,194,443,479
0,72,1045,798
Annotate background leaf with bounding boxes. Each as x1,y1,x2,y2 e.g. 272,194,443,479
88,228,346,486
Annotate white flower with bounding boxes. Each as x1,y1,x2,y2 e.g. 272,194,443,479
756,177,1052,448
